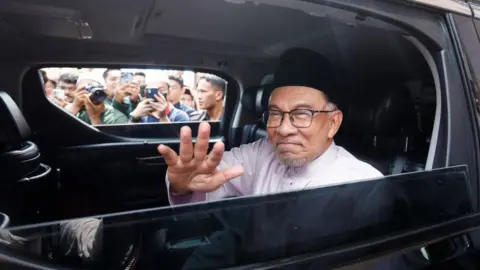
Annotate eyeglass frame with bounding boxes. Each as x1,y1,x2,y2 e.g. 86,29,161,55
263,108,337,128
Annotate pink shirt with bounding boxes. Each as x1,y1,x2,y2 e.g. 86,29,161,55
168,138,383,205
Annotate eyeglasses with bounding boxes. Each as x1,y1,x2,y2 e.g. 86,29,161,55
263,109,336,128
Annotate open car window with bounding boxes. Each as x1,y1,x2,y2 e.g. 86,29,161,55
0,166,472,269
39,67,229,138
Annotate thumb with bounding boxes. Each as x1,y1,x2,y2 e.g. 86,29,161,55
202,165,245,191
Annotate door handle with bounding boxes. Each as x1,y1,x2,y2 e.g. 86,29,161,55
137,156,165,166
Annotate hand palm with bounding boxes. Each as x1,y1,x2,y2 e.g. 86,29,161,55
158,122,244,195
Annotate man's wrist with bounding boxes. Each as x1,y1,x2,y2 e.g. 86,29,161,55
170,185,191,196
129,112,141,122
89,115,102,125
65,103,80,115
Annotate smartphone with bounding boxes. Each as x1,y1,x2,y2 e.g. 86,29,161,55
52,88,65,100
120,72,133,85
139,84,147,97
145,88,158,100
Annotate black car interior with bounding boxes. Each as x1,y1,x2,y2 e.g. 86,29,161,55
0,91,55,226
4,0,477,269
0,3,436,224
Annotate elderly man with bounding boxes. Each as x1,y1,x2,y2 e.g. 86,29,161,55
159,48,382,204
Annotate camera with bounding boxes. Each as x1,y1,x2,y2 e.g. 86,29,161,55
85,83,107,104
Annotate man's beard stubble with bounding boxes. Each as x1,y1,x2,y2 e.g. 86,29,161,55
272,144,308,167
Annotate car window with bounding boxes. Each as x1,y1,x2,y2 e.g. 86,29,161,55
0,166,471,269
39,67,228,127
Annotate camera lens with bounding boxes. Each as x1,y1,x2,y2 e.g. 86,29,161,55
86,84,107,104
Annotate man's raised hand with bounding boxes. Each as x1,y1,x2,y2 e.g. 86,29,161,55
158,122,244,195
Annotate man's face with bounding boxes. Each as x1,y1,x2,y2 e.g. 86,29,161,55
134,75,146,86
267,86,342,167
196,79,221,110
44,81,55,97
105,70,121,98
167,79,184,104
181,94,195,108
58,81,77,103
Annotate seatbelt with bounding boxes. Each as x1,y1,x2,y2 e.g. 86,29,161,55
390,156,407,175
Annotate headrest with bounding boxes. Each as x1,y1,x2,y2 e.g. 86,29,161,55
241,74,273,115
343,83,416,136
0,92,31,147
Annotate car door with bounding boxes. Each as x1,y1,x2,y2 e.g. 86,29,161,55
0,165,479,270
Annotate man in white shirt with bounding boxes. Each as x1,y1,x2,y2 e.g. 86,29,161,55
159,48,383,205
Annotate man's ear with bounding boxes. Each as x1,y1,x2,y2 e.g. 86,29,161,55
215,90,224,101
327,110,343,139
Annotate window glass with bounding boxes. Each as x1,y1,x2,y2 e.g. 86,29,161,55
39,67,228,126
0,166,471,269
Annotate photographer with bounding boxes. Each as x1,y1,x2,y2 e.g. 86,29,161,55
65,76,128,125
103,69,141,117
129,81,189,123
111,81,140,117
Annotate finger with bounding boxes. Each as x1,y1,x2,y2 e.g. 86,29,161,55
179,126,194,163
154,94,166,103
191,166,245,192
77,90,89,96
76,86,86,93
193,122,211,164
84,97,93,108
205,141,225,169
157,144,179,167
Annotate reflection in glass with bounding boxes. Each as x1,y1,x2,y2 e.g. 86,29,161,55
40,68,227,126
0,166,472,269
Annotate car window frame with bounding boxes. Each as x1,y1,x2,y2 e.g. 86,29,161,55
30,65,240,142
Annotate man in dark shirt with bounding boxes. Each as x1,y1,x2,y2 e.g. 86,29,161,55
168,75,196,116
190,74,226,121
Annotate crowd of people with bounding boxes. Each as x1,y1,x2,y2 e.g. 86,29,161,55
39,69,227,125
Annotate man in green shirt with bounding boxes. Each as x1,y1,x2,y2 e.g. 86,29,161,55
76,103,128,125
65,76,128,125
103,69,140,117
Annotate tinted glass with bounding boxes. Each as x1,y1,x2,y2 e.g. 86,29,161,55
0,166,471,269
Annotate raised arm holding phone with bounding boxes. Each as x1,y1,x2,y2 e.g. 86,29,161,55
130,80,189,123
111,72,141,116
